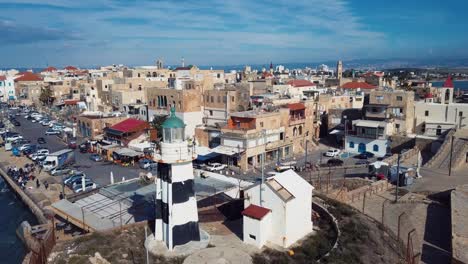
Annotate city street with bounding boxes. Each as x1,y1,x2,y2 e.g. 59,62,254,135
9,113,146,186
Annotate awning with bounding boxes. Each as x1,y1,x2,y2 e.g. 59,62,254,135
101,144,120,150
212,145,243,156
196,152,220,161
114,147,142,157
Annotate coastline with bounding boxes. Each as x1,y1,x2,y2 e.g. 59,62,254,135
0,167,47,224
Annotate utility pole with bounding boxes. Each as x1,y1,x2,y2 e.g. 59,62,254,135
305,140,309,170
395,153,401,202
260,129,266,206
449,134,454,176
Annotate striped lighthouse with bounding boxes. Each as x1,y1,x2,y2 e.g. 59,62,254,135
154,107,200,250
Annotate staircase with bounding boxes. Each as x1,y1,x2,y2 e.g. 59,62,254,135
426,130,468,170
425,130,455,168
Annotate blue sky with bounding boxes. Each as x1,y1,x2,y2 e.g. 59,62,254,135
0,0,467,68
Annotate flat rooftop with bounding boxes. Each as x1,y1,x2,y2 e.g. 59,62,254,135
230,109,278,118
52,175,238,231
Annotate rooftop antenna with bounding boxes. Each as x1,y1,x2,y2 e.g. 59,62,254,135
181,57,185,67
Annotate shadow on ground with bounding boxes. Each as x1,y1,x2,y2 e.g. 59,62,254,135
421,202,452,264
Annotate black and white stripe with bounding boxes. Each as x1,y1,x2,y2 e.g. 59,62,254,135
155,162,200,249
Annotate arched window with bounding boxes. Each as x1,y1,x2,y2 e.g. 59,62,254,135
349,142,355,148
293,127,297,136
298,126,303,135
373,144,379,152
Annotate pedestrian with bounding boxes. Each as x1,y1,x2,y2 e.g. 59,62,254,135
44,181,49,190
36,179,40,188
59,192,64,200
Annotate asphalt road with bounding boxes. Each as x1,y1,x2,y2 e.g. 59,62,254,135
9,112,146,186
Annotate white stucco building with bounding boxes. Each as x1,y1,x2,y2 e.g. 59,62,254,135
345,119,390,157
0,76,16,102
414,80,468,137
242,170,313,248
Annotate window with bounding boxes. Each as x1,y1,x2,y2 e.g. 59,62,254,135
231,96,235,102
209,110,213,116
298,126,303,135
210,96,214,103
373,144,379,152
293,127,297,136
459,111,463,117
396,96,403,101
425,110,429,116
249,234,256,240
280,132,284,140
260,122,264,127
395,124,400,129
376,95,384,101
349,142,355,148
421,124,426,133
223,96,227,103
436,125,442,136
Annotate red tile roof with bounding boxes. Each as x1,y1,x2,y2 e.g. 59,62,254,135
15,72,43,82
287,79,316,87
174,67,191,71
64,99,80,105
109,118,148,133
286,102,305,111
41,66,57,72
0,76,5,81
341,81,376,90
443,75,453,88
242,204,271,220
65,66,78,71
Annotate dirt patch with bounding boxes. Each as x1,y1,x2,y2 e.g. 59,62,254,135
252,196,404,264
49,224,186,264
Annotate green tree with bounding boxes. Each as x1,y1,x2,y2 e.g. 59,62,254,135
151,115,167,140
39,86,54,106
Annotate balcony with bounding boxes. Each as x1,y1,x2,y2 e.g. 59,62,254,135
346,130,385,139
365,111,389,119
289,116,306,126
265,138,293,151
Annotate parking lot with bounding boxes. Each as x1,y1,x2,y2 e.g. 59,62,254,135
7,110,146,186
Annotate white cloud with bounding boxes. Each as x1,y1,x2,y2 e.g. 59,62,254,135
0,0,388,66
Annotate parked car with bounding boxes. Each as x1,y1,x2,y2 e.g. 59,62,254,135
71,178,93,188
355,160,370,165
65,176,89,188
37,137,46,144
6,136,23,143
32,154,47,162
79,144,88,153
325,149,341,157
50,167,74,176
63,172,86,186
139,159,157,169
45,129,60,135
327,158,344,167
68,141,77,149
354,152,375,159
206,163,227,172
89,154,103,162
73,182,98,193
276,161,297,172
18,144,33,151
30,149,49,159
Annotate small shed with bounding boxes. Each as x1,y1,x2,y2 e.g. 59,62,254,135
242,204,272,248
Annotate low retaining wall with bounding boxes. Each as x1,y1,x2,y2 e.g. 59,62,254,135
312,202,340,262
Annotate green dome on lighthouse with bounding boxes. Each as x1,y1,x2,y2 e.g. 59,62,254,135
162,107,185,129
